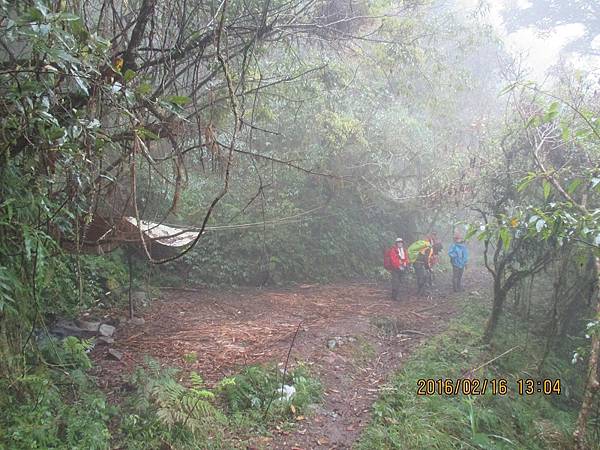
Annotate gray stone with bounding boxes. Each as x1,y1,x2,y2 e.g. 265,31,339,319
74,319,101,332
49,326,77,338
99,324,115,337
96,336,114,345
52,319,94,338
55,319,82,331
129,317,145,326
107,348,123,360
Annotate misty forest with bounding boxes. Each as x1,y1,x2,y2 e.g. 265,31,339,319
2,0,600,448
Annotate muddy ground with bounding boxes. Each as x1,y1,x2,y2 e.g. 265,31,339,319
92,269,486,449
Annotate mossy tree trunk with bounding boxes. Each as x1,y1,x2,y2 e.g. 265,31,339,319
573,256,600,449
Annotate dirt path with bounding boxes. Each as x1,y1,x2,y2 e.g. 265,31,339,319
93,270,484,449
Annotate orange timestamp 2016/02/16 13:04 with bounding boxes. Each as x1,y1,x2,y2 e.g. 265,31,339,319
416,378,561,396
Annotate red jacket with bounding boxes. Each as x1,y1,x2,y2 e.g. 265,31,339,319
384,246,409,270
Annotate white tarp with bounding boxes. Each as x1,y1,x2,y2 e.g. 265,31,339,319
122,217,201,248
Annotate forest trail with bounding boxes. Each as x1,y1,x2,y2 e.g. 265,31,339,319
93,270,487,449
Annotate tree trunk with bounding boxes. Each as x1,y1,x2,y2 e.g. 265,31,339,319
573,256,600,449
483,278,507,343
0,320,12,377
539,249,571,371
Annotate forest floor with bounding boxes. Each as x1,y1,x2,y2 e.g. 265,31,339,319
92,269,488,449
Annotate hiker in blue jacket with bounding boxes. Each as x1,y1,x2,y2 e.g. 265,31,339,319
448,234,468,292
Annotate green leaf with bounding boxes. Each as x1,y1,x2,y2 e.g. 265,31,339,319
567,178,582,195
0,268,16,314
159,100,186,117
136,127,160,140
499,227,511,251
47,126,65,140
136,82,152,95
543,179,551,200
544,101,560,122
517,173,536,193
74,75,89,95
124,88,135,105
124,69,137,83
526,115,540,128
464,224,478,240
58,12,80,21
498,82,517,96
167,95,191,106
477,229,490,241
575,128,592,139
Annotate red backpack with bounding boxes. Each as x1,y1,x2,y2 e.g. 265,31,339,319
383,248,395,271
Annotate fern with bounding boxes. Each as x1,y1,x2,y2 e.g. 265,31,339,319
0,266,17,315
221,363,322,418
38,336,92,369
125,358,226,438
189,371,204,388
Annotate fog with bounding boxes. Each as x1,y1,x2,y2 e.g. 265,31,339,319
1,1,600,448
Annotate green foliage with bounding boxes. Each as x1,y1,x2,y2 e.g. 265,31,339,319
45,251,128,317
118,359,321,448
39,335,93,369
0,1,130,375
182,351,199,364
119,358,227,449
152,4,500,288
172,186,401,286
222,363,322,420
7,0,595,447
0,338,112,450
358,297,583,450
317,110,367,151
0,350,322,450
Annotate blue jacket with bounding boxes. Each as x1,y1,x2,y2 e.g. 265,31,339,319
448,243,468,269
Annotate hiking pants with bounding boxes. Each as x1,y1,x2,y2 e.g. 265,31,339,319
414,262,427,295
452,265,464,292
391,268,404,301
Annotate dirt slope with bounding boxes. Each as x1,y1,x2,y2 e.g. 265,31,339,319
93,270,484,449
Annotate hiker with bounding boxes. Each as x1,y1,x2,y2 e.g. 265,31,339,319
425,232,440,274
448,234,468,292
426,231,438,245
408,239,443,295
384,238,409,301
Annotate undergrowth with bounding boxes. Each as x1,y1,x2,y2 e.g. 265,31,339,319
212,362,323,446
0,337,112,449
357,294,589,450
0,343,322,449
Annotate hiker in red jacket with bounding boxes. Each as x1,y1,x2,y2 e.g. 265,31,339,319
384,238,410,301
